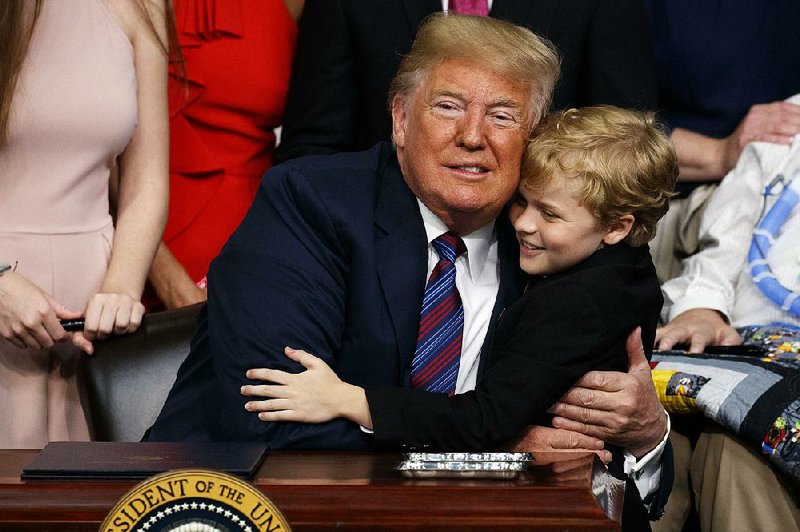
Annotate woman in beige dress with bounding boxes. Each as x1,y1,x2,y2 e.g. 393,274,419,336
0,0,169,448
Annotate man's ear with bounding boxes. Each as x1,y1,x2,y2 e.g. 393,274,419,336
602,214,635,245
390,94,408,148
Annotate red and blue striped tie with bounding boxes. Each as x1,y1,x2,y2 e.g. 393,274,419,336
411,232,467,395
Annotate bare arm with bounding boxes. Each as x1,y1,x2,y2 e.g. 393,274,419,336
242,347,373,428
76,0,169,352
673,101,800,182
148,243,207,309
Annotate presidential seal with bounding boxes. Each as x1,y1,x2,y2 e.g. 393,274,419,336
101,469,290,532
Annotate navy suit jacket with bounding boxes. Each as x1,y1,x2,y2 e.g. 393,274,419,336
146,143,525,448
275,0,658,163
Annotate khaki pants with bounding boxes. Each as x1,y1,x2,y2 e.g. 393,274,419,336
650,185,717,285
653,424,800,532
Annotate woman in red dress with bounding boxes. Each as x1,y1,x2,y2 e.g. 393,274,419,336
149,0,302,308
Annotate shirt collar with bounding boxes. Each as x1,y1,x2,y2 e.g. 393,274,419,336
417,199,495,280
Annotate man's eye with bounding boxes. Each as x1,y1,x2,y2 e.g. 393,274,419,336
491,112,517,125
435,101,459,111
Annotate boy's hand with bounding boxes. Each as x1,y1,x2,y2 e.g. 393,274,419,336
242,347,351,424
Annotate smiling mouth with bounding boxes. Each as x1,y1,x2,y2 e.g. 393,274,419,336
448,165,489,175
519,239,544,251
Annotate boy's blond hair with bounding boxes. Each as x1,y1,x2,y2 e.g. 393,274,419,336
522,106,677,246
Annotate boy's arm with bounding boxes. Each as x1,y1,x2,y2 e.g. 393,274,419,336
242,347,373,429
366,277,641,451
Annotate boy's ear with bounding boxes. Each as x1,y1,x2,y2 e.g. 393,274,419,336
602,214,635,245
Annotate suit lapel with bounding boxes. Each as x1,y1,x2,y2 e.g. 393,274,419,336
400,0,441,35
374,151,428,384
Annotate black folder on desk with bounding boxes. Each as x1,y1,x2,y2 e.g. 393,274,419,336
21,442,268,480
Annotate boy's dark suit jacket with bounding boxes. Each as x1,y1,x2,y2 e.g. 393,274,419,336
366,244,662,451
275,0,658,163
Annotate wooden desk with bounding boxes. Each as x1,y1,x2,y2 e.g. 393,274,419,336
0,450,620,530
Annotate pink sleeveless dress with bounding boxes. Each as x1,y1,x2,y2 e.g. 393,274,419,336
0,0,136,448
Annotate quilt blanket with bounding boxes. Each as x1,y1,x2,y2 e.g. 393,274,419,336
652,325,800,484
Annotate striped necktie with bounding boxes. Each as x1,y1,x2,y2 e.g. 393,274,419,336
449,0,489,16
411,232,467,395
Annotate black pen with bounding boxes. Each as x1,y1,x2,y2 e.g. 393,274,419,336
59,318,85,332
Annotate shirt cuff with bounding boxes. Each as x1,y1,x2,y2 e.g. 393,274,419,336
667,289,730,323
623,410,670,502
359,425,374,434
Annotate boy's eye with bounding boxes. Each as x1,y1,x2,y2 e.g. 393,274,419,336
512,191,527,206
540,210,558,221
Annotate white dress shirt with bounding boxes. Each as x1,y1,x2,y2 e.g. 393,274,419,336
417,201,499,393
663,94,800,327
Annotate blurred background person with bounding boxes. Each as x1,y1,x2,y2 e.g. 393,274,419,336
147,0,303,309
653,93,800,532
0,0,170,448
274,0,658,163
644,0,800,283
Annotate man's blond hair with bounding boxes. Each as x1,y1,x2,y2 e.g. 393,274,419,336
522,106,678,246
388,13,561,126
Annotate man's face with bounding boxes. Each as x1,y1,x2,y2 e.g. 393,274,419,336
392,59,534,234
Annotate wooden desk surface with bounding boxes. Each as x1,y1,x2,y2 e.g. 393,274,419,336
0,449,620,531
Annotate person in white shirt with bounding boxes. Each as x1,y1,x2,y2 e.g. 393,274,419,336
658,94,800,353
655,93,800,531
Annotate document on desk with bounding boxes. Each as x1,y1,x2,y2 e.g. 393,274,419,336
20,442,268,480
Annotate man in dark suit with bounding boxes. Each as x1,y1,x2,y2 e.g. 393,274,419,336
274,0,658,163
148,13,670,520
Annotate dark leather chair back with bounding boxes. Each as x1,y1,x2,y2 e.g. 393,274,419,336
81,303,202,441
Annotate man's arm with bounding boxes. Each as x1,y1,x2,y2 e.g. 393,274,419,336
205,163,369,449
274,0,359,162
546,329,667,458
659,138,773,353
672,101,800,182
538,328,671,518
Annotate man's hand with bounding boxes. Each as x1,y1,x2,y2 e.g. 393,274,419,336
508,425,612,464
547,327,667,459
655,308,741,353
722,101,800,172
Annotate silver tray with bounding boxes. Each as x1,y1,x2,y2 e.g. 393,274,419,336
397,459,530,479
403,452,532,463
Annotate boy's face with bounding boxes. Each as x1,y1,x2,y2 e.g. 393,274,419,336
508,173,625,276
